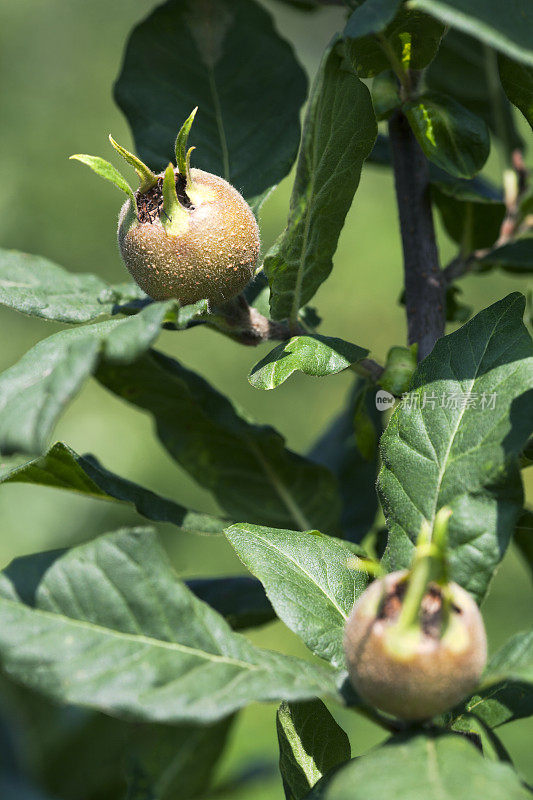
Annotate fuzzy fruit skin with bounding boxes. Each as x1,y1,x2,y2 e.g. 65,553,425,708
117,168,260,305
343,570,487,720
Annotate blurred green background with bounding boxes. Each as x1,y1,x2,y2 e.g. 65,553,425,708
0,1,532,797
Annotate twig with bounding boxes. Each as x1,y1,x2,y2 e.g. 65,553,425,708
388,109,445,361
208,295,301,345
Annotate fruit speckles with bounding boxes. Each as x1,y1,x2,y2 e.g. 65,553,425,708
118,168,259,305
343,570,487,720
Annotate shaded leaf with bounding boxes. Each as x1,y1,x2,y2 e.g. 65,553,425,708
0,528,339,724
0,248,145,323
480,239,533,273
0,442,228,536
344,0,401,40
514,507,533,579
404,92,490,179
249,335,368,390
450,715,513,762
265,39,376,320
499,56,533,131
114,0,307,204
378,293,533,602
432,181,506,250
425,29,523,151
307,731,531,799
0,302,174,455
97,350,342,533
277,699,350,800
226,524,368,666
346,7,445,78
309,380,381,543
410,0,533,67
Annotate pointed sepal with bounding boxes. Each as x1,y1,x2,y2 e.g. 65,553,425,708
161,163,188,237
69,154,135,203
175,107,198,185
108,135,158,193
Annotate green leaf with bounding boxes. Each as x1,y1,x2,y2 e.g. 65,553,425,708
108,135,158,193
499,55,533,131
0,302,174,455
484,629,533,686
309,380,381,543
378,293,533,602
480,239,533,273
409,0,533,67
0,248,146,323
249,335,369,390
431,181,506,250
277,699,350,800
425,30,523,151
450,715,513,762
226,524,368,666
0,442,228,535
114,0,307,203
344,0,402,39
307,731,532,799
404,92,490,179
514,508,533,579
70,154,135,202
0,528,339,724
96,350,342,533
346,7,445,78
265,39,377,321
371,71,401,120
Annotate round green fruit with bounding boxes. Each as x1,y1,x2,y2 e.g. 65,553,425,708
343,570,487,720
117,167,260,305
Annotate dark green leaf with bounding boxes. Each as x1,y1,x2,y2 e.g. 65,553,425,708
499,56,533,130
309,380,381,543
97,350,342,533
307,731,532,799
0,442,228,535
445,286,473,324
265,40,376,320
480,239,533,273
277,699,350,800
344,0,402,40
226,524,368,666
431,181,506,250
114,0,307,204
0,248,145,323
346,7,445,78
249,335,369,390
0,528,339,723
0,302,174,455
404,92,490,179
410,0,533,66
371,71,401,120
378,293,533,601
425,30,523,151
514,507,533,579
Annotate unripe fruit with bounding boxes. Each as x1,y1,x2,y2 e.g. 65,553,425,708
118,168,260,306
343,570,487,720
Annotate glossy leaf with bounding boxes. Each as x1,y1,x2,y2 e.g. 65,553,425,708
307,732,532,799
265,40,376,321
378,293,533,601
0,528,339,724
309,380,381,543
346,7,445,78
479,239,533,273
499,56,533,130
431,181,506,250
410,0,533,67
404,92,490,179
277,699,350,800
0,248,145,323
425,30,523,151
114,0,307,204
0,442,228,535
97,350,342,533
0,302,174,455
249,335,368,390
226,524,368,666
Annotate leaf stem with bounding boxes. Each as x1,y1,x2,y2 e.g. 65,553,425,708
388,106,445,360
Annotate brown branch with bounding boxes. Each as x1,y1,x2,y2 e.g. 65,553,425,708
388,109,445,361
